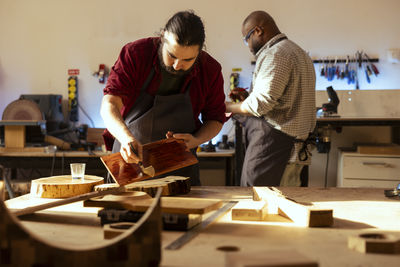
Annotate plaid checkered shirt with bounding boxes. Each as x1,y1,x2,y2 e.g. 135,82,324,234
241,33,316,164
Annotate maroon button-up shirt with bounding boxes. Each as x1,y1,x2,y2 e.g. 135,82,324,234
103,37,226,150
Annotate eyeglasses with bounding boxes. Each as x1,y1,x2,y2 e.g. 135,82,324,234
243,27,256,46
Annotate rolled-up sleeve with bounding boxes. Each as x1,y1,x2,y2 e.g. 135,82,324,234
103,44,136,106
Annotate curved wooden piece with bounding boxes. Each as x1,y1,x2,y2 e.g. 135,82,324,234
0,181,162,266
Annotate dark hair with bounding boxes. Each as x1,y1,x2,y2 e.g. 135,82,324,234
164,10,205,50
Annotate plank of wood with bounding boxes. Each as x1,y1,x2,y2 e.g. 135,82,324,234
231,200,268,221
253,187,333,227
84,193,223,215
30,175,104,198
101,138,198,186
348,233,400,254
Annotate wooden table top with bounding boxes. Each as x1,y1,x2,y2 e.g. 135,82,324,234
4,186,400,266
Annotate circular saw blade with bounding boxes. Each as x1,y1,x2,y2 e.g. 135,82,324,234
2,99,44,121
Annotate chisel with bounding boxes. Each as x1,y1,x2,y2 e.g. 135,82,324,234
129,143,155,177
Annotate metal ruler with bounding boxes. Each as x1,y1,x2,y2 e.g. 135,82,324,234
165,200,238,250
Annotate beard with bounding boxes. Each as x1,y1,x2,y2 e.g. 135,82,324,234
158,44,194,76
250,38,264,55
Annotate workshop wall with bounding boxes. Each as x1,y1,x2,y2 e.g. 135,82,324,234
1,0,399,186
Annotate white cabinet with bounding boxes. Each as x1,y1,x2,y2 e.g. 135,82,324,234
337,151,400,188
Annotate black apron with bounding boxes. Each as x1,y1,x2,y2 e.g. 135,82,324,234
239,35,296,186
240,117,295,186
112,68,200,185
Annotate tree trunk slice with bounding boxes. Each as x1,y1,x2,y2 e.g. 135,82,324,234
30,175,104,198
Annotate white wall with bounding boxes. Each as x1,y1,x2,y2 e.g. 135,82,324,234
1,0,400,186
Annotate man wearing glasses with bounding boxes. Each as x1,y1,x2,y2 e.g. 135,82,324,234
226,11,316,186
101,11,226,185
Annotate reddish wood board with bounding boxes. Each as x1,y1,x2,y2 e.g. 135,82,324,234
100,138,198,186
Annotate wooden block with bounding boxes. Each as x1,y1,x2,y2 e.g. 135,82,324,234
348,233,400,254
4,125,25,148
253,187,333,227
225,249,319,267
85,193,223,215
30,175,104,198
231,200,268,221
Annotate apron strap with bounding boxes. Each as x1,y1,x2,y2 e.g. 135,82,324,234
140,67,155,94
294,132,316,161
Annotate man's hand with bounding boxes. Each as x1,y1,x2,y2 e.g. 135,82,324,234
166,131,198,150
229,87,249,102
120,140,140,164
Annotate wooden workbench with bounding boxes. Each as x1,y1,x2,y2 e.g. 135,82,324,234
4,186,400,266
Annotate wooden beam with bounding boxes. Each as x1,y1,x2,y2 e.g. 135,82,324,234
253,187,333,227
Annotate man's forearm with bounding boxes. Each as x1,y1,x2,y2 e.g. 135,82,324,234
225,101,251,115
193,120,223,146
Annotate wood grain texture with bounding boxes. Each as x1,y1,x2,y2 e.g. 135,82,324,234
84,193,223,215
124,176,191,197
231,200,269,221
30,175,104,198
253,187,333,227
101,138,198,186
4,125,25,148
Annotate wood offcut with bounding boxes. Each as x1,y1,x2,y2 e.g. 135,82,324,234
253,187,333,227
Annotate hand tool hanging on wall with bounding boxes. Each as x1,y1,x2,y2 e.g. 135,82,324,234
365,53,380,76
313,52,379,89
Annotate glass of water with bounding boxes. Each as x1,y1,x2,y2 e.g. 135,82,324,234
70,163,86,181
